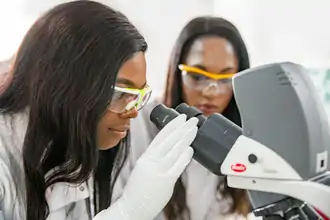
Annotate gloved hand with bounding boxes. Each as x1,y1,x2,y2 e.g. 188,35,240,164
94,114,198,220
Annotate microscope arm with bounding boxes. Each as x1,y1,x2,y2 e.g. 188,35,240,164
220,135,330,217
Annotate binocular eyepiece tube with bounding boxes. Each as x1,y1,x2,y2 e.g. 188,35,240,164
150,103,206,130
150,103,242,175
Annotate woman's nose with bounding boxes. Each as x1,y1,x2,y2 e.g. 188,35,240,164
120,106,138,119
202,83,219,97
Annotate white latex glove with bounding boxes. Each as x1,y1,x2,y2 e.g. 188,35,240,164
94,114,198,220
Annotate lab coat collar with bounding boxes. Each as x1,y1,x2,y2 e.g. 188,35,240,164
46,181,90,211
45,169,93,212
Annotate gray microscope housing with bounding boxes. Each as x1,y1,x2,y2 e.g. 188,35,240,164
233,62,330,209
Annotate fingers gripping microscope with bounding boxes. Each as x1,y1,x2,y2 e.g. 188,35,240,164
150,62,330,220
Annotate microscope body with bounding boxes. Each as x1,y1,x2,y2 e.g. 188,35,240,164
232,62,330,179
227,62,330,212
150,62,330,219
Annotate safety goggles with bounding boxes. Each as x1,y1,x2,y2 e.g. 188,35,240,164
108,85,152,113
179,64,235,94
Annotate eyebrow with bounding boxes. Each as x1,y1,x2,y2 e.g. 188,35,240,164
116,78,135,87
116,77,146,89
220,67,236,73
193,64,207,71
192,64,235,74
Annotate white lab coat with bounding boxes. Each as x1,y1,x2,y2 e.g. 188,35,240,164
117,98,262,220
0,111,93,219
0,108,166,220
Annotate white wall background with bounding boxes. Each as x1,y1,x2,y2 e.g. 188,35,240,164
0,0,330,98
213,0,330,68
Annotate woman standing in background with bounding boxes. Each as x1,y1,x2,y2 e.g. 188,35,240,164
121,16,253,220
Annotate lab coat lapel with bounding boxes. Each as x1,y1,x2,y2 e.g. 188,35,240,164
46,182,89,219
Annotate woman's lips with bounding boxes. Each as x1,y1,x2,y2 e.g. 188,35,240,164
108,128,128,138
196,104,218,115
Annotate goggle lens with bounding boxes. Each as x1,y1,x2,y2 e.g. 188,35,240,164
108,85,152,113
179,64,234,94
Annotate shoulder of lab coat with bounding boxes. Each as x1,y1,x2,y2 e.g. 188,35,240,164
0,112,94,220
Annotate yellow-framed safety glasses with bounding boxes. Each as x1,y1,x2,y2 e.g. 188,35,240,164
108,85,152,113
178,64,235,94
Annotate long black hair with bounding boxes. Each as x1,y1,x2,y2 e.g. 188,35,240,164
0,1,147,219
163,16,250,220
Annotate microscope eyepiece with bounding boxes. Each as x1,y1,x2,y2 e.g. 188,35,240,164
175,103,206,127
150,104,180,130
175,103,201,117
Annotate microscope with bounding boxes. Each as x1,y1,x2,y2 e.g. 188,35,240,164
149,62,330,220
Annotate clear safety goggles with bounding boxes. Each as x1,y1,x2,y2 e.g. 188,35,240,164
179,64,235,94
108,85,152,113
